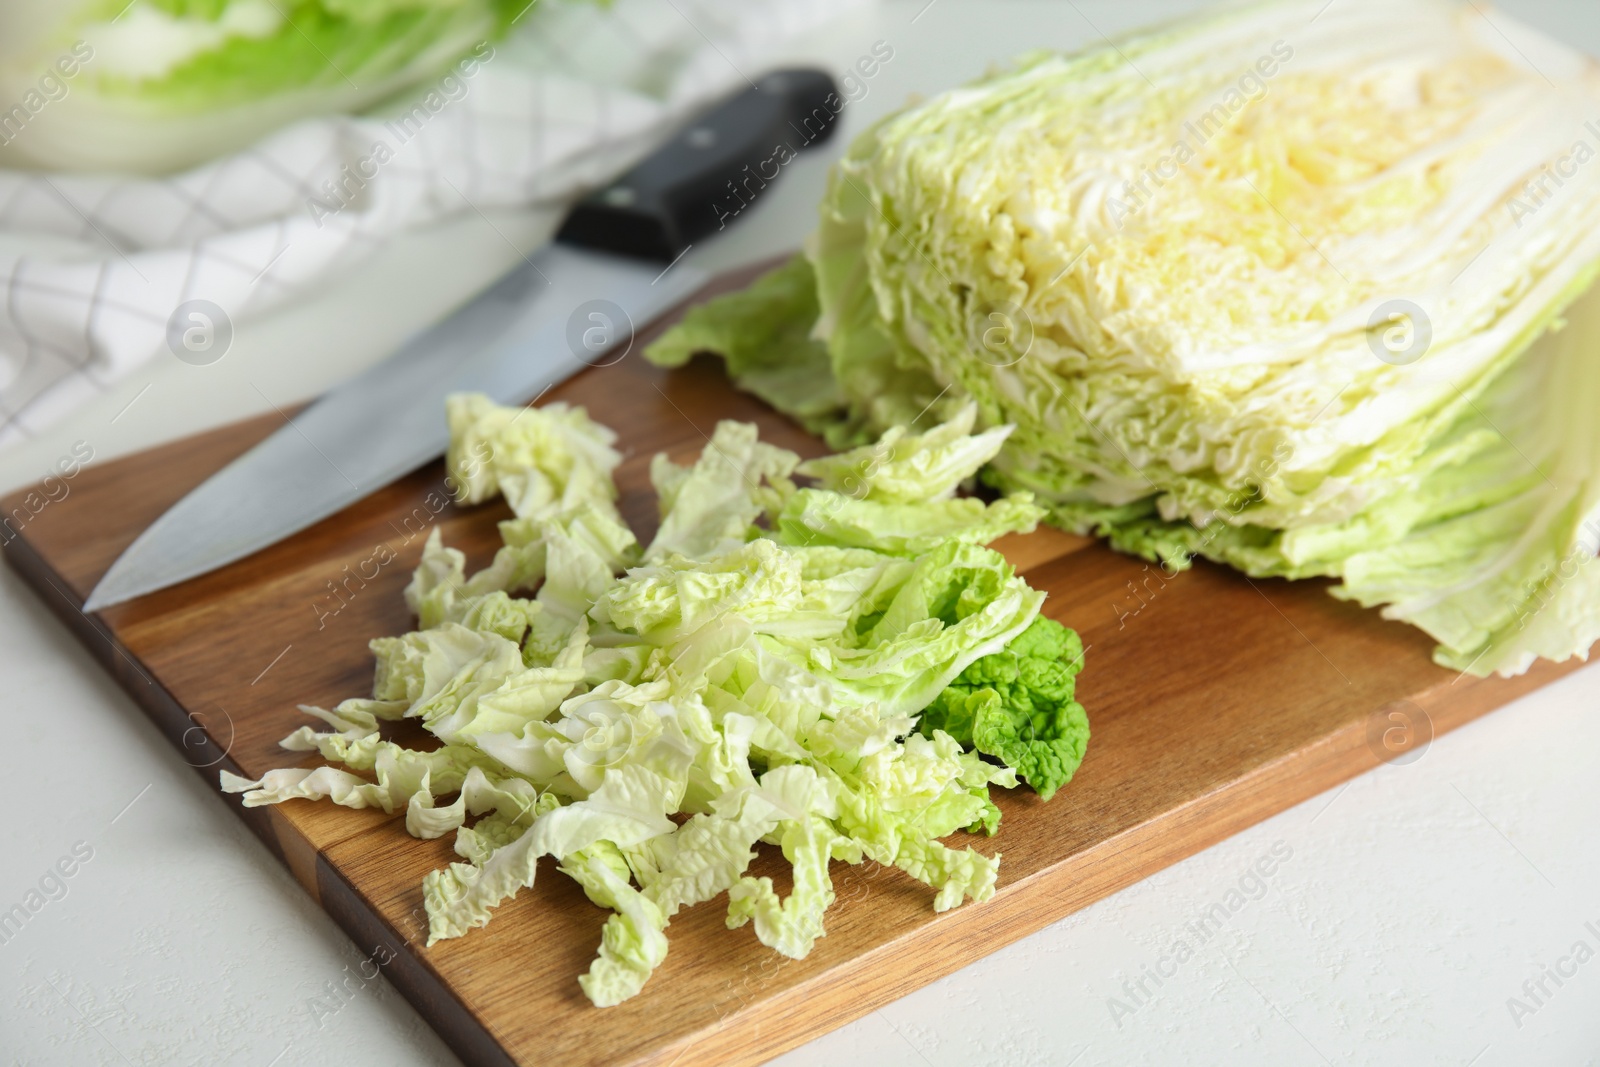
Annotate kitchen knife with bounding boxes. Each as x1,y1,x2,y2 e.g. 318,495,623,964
83,68,839,613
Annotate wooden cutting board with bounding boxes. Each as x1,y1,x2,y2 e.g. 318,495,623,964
1,263,1582,1067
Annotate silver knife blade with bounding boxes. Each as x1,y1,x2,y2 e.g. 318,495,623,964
83,243,707,612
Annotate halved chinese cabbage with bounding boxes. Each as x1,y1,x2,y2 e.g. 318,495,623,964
648,0,1600,676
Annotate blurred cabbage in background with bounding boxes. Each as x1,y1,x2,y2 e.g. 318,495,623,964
0,0,572,174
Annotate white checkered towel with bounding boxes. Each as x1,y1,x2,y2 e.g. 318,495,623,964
0,0,853,448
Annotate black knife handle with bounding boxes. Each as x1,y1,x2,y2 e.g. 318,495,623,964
555,68,841,262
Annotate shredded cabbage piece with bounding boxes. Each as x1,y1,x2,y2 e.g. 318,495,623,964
224,393,1090,1005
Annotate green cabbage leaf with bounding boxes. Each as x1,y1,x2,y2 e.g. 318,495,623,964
920,616,1088,801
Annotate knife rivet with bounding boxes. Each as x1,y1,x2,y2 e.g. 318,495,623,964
602,186,636,207
686,126,717,149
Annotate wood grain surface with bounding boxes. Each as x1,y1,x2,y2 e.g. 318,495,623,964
1,262,1583,1067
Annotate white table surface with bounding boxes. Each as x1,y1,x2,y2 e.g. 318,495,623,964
4,2,1600,1064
